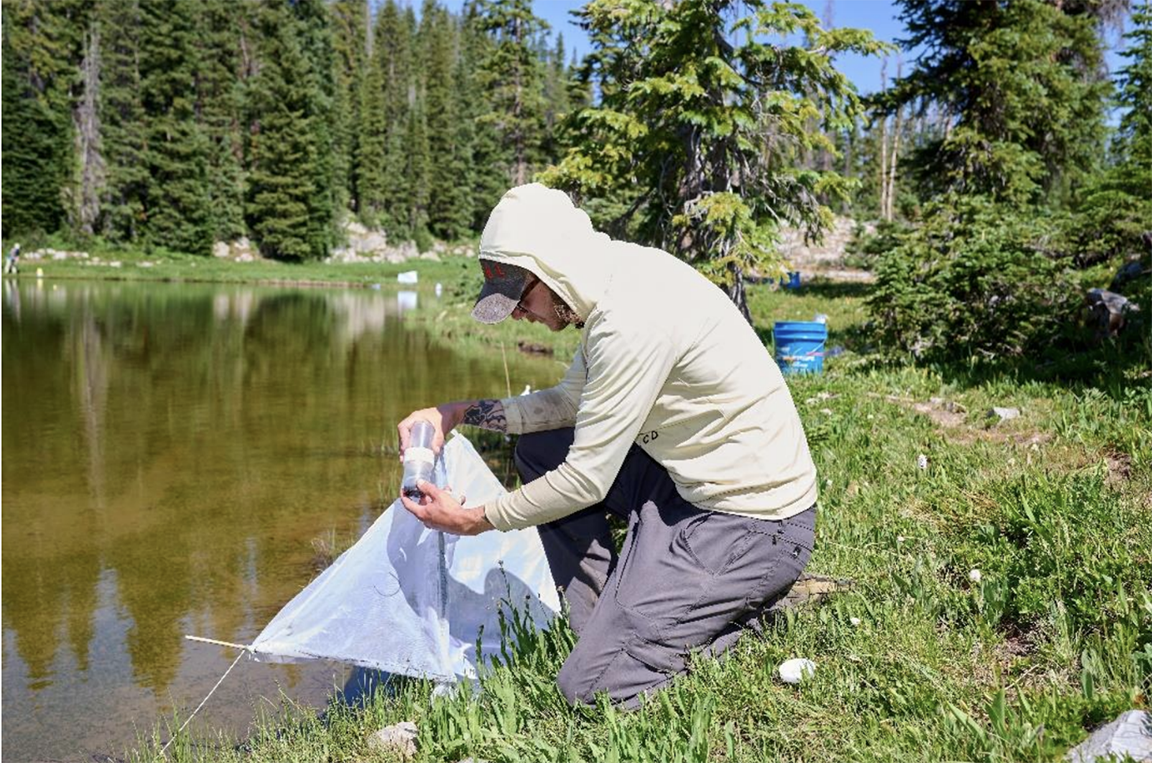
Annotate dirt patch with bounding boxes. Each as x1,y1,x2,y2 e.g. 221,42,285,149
961,624,1050,696
910,397,967,428
876,393,1054,449
1105,450,1132,487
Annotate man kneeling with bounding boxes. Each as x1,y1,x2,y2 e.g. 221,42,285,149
399,184,818,708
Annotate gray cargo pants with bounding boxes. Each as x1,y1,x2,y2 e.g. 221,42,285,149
514,428,816,709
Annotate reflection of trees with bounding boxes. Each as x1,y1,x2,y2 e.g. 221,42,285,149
1,281,557,704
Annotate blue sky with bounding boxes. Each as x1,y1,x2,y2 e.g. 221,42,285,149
435,0,1131,97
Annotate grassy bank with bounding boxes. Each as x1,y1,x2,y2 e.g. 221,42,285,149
5,241,470,288
59,257,1145,762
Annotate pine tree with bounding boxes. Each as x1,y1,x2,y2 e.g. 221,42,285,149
475,0,549,186
330,0,369,217
357,0,411,237
197,0,247,242
382,6,419,239
95,0,148,242
294,0,339,255
888,0,1110,206
246,0,321,260
136,0,213,255
546,0,883,320
1,2,85,237
1117,0,1152,164
356,3,389,228
539,32,573,167
460,1,509,229
405,89,432,244
1066,0,1152,267
424,2,471,240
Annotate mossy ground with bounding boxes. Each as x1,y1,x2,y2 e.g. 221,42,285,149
31,254,1146,763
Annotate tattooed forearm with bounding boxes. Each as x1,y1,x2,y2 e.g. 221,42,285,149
461,399,507,432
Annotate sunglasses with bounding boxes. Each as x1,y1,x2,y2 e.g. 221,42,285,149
513,277,543,317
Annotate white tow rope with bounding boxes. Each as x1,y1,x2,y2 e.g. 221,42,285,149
158,638,249,759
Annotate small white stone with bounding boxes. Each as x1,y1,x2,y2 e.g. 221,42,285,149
367,720,417,758
778,658,816,685
969,569,982,583
988,406,1020,423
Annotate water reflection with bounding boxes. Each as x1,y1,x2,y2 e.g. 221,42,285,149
1,280,554,762
397,290,418,313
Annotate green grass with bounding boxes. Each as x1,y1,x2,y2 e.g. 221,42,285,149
68,258,1148,762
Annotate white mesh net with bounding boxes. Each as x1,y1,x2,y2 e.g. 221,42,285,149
249,433,559,682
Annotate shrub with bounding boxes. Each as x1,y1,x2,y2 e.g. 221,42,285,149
842,219,909,270
867,196,1077,360
1065,183,1152,267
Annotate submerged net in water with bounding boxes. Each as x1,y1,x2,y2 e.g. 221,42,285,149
248,432,559,682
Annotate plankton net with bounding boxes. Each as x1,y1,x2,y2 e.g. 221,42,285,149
187,432,559,685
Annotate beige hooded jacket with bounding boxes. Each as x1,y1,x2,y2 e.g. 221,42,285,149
479,184,817,531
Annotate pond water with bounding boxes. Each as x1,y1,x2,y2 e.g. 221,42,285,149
1,279,559,762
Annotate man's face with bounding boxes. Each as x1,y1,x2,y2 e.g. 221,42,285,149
512,275,572,332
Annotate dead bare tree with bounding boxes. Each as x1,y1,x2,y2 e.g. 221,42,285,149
884,56,903,221
879,57,888,220
72,19,106,235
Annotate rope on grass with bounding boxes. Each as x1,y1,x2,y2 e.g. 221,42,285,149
157,642,247,760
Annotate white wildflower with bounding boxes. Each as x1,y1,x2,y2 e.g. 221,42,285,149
968,569,982,583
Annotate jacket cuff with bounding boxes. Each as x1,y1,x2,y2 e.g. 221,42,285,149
500,395,525,434
482,498,517,532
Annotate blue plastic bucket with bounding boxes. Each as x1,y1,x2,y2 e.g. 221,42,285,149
774,321,828,374
779,271,801,290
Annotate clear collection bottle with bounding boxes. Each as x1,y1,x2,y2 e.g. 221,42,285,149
402,420,436,500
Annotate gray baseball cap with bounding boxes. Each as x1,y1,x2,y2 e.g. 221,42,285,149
472,259,532,324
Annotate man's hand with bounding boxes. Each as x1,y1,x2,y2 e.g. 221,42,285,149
400,481,495,536
397,399,509,462
397,402,470,462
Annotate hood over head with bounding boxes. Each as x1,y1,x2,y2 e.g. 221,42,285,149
476,184,618,323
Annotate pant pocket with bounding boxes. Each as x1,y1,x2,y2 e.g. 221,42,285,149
678,511,758,575
743,530,810,611
624,633,686,677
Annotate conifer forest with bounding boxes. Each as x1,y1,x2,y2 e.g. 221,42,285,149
2,0,586,258
3,0,1150,348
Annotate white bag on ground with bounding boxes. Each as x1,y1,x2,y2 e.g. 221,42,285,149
249,433,559,682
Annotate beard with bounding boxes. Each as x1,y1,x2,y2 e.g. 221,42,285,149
549,292,584,329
